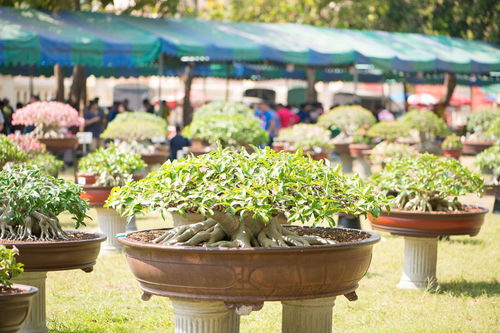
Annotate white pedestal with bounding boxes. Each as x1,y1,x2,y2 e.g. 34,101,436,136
126,216,138,232
281,297,336,333
355,157,372,177
339,154,353,173
95,207,127,251
171,298,240,333
13,271,48,333
397,236,439,290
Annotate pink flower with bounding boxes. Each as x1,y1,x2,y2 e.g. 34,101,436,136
12,102,82,129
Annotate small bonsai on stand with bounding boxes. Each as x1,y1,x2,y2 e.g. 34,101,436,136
476,143,500,213
463,110,499,154
274,124,333,160
441,134,463,159
349,125,376,177
399,109,450,153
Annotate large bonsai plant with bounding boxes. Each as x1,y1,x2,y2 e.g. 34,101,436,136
0,135,27,169
366,121,410,142
107,148,385,248
12,102,83,138
0,165,89,241
274,124,332,153
195,101,254,117
399,110,450,150
441,134,463,151
0,245,23,291
318,105,376,142
78,144,145,187
372,154,483,212
476,143,500,185
466,110,500,141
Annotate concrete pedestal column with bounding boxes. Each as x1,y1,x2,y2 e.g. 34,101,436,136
355,157,372,177
282,297,336,333
339,154,353,173
397,236,439,290
126,216,138,232
14,271,48,333
171,298,240,333
95,207,127,251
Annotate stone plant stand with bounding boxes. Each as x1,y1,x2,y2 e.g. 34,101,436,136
397,237,438,290
14,272,48,333
95,207,127,251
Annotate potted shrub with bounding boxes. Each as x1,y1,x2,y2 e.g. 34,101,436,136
318,105,376,172
273,124,333,160
12,102,82,152
78,144,145,250
101,112,168,166
0,165,105,332
399,109,450,154
369,154,487,290
441,134,463,159
349,124,375,158
0,135,27,169
476,143,500,213
463,110,499,154
0,245,38,333
107,148,385,332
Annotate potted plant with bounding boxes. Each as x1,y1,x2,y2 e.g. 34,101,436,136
274,124,333,160
399,109,450,154
0,245,38,333
369,142,418,167
349,124,375,158
78,144,145,250
107,148,385,332
441,134,463,159
462,110,499,154
11,102,82,152
476,143,500,213
369,154,487,290
0,165,105,332
318,105,376,172
366,120,411,143
0,135,27,169
101,112,168,166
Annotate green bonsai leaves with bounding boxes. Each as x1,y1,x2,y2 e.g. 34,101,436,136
318,105,376,138
275,124,333,153
107,147,386,226
441,134,462,150
0,245,23,290
372,154,483,212
476,143,500,185
101,112,168,141
467,110,500,140
0,135,27,169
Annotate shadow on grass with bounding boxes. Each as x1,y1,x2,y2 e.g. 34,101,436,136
445,238,485,246
436,279,500,297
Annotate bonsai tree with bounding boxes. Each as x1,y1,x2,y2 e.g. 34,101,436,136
318,105,376,142
195,101,254,117
441,134,463,151
0,245,24,291
107,147,385,248
484,116,500,140
274,124,332,153
0,135,27,169
366,121,410,142
12,102,83,138
25,154,64,177
399,109,450,150
101,112,168,154
372,154,483,212
0,165,89,241
476,143,500,185
351,124,375,145
466,110,500,141
369,142,418,165
78,144,145,187
182,113,268,148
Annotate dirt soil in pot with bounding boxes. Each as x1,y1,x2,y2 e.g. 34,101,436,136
389,205,484,215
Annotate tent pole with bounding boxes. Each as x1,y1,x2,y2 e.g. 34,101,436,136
29,66,34,98
352,65,359,103
158,55,163,104
225,62,230,101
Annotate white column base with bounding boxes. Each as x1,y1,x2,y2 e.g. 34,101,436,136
282,297,336,333
339,154,353,173
126,216,138,232
355,157,372,177
397,236,439,290
171,298,240,333
95,207,127,251
13,271,48,333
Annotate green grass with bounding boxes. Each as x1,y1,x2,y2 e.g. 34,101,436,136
44,166,499,332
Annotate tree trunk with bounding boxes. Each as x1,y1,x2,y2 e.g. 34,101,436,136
54,64,65,102
437,72,456,115
182,63,195,126
69,65,86,111
403,81,410,112
305,67,317,103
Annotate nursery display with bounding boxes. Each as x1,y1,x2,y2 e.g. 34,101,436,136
78,145,145,250
366,120,410,143
11,102,82,151
0,135,27,169
107,147,384,333
101,112,168,165
273,124,333,160
399,109,450,154
369,154,487,290
476,143,500,213
462,110,499,154
0,165,105,332
369,141,418,166
318,105,376,172
441,134,463,159
0,245,38,333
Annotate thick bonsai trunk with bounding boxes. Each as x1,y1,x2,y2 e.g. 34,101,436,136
153,213,335,248
393,191,462,212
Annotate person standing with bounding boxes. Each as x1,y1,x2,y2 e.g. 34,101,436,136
276,104,299,128
84,101,105,150
143,99,155,113
107,101,121,122
255,101,280,145
169,125,191,160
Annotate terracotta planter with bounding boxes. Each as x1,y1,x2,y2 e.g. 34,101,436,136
80,186,113,207
443,149,462,159
310,152,328,161
0,284,38,333
272,143,286,152
349,144,374,158
118,227,379,302
38,137,79,152
140,152,168,165
333,142,350,156
462,140,493,155
368,205,488,237
75,172,99,186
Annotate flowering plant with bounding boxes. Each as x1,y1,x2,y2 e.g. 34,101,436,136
7,134,46,156
352,124,375,145
12,102,83,138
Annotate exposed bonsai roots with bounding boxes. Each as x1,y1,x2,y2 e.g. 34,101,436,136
0,207,68,241
153,213,336,248
393,192,463,212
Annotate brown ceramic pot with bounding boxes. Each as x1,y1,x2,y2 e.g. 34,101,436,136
75,172,99,186
334,142,350,155
0,284,38,333
368,205,488,237
1,232,106,272
349,144,374,158
462,140,493,155
38,137,79,152
80,186,113,207
118,227,379,302
309,152,328,161
443,149,462,159
140,152,168,165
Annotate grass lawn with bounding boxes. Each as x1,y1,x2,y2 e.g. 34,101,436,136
44,165,499,332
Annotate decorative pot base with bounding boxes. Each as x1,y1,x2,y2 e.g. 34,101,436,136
13,272,48,333
397,237,438,291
